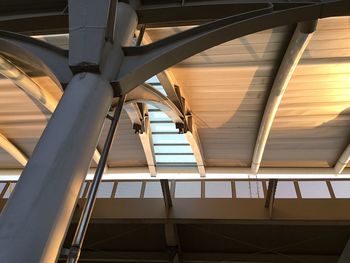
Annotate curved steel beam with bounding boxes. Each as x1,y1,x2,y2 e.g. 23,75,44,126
124,103,143,130
0,42,102,165
251,20,317,175
0,133,28,166
116,1,350,94
138,108,157,177
123,103,157,176
0,31,72,84
0,55,59,113
125,83,184,125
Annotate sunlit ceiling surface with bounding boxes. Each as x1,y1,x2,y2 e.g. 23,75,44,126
0,16,349,176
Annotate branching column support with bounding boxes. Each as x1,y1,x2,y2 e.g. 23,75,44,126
0,54,102,165
0,2,137,263
251,20,317,174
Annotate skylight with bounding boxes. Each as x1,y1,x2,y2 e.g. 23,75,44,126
145,76,197,167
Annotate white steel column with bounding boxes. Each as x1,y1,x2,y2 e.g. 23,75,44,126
0,2,137,263
0,73,113,263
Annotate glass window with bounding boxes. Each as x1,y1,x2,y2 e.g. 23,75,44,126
115,182,142,198
79,182,88,198
235,181,264,198
330,181,350,198
96,182,114,198
266,181,297,199
205,181,232,198
144,182,163,198
0,182,6,195
3,183,16,199
175,181,201,198
299,181,331,199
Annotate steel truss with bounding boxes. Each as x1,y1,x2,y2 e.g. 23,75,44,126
0,0,349,262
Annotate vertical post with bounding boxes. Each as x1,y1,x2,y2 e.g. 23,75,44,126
67,95,126,263
161,179,173,209
265,179,278,218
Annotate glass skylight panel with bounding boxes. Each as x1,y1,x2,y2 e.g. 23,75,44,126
151,123,177,133
156,154,196,163
151,85,167,96
154,145,193,154
145,75,197,168
153,134,188,144
149,111,170,121
146,76,159,84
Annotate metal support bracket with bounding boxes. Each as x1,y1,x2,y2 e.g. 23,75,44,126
265,179,278,218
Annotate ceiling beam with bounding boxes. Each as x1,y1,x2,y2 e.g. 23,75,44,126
0,54,102,165
63,250,339,263
0,133,28,166
334,145,350,175
116,1,349,94
1,0,349,34
251,20,317,175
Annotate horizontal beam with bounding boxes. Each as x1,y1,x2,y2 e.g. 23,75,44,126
251,20,317,175
116,1,350,94
59,250,338,263
2,167,350,180
69,198,350,223
1,0,349,34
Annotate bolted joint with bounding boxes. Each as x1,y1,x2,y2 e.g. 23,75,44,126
70,63,100,75
176,122,185,134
